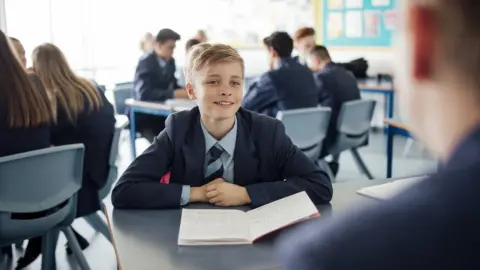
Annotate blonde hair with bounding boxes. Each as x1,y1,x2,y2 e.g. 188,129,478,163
184,43,244,85
32,43,102,123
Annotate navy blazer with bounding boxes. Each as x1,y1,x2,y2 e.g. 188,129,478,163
242,57,318,118
277,124,480,270
0,74,51,157
112,107,333,209
133,52,181,102
51,89,115,217
314,63,361,154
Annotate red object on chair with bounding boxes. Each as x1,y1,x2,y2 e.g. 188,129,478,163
160,171,171,184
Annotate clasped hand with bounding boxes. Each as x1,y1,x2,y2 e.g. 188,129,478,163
190,178,251,206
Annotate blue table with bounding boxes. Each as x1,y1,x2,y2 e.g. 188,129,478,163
358,81,395,119
125,99,177,159
384,119,413,178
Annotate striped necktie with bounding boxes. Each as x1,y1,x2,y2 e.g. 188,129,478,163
205,144,224,183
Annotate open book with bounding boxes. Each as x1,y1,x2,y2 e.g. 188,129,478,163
178,192,319,246
356,176,426,200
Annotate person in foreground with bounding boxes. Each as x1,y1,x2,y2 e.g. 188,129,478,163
242,31,318,117
277,0,480,269
112,43,332,209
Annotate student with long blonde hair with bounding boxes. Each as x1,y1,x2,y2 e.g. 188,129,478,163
0,30,54,156
15,43,115,268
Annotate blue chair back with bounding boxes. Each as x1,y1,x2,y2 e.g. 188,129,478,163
113,82,133,115
0,144,84,245
328,99,376,154
277,107,331,161
99,116,129,200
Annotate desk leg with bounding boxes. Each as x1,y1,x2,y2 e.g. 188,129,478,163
387,91,394,118
386,126,394,178
129,108,137,160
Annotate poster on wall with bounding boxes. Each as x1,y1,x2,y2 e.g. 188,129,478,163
364,10,381,37
371,0,390,7
327,12,344,39
345,11,363,37
383,9,397,30
345,0,363,8
328,0,343,9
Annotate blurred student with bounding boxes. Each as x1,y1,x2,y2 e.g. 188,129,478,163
9,37,27,67
178,38,202,87
112,43,332,209
0,30,54,158
16,43,116,269
293,27,316,64
195,30,208,43
309,45,361,175
278,0,480,269
140,32,154,54
133,28,187,142
242,31,318,117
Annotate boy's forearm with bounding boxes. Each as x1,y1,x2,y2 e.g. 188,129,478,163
112,181,183,209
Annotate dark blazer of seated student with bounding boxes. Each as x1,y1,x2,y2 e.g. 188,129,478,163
112,43,332,210
309,45,361,157
0,31,55,157
242,32,318,118
133,28,185,141
32,43,115,218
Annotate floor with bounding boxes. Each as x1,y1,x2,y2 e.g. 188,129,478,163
0,129,437,270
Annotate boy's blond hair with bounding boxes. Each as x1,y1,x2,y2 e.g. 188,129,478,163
184,43,244,85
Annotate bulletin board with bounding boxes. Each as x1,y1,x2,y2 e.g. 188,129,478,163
317,0,397,48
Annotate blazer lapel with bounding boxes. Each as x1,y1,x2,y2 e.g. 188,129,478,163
233,113,260,186
181,113,206,187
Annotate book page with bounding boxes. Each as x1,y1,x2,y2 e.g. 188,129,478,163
178,209,250,242
357,176,425,200
246,192,318,241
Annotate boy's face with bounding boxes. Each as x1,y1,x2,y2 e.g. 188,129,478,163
187,61,243,121
296,35,315,56
307,54,322,71
155,39,176,60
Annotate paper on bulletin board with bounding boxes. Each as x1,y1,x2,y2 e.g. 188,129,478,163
383,9,397,30
372,0,390,7
328,0,343,9
364,10,381,37
345,11,362,37
345,0,363,8
327,12,344,39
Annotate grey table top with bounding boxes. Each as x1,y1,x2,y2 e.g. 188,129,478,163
107,179,391,270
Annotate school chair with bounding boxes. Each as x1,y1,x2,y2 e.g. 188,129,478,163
326,99,377,180
276,107,336,181
0,144,91,270
276,107,332,161
113,82,134,115
83,117,129,244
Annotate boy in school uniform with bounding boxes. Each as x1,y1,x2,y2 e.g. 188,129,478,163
309,45,361,175
112,43,333,209
242,32,318,118
133,28,188,142
277,0,480,269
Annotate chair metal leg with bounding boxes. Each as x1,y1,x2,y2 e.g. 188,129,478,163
84,212,112,243
41,230,59,270
63,226,91,270
350,148,374,180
